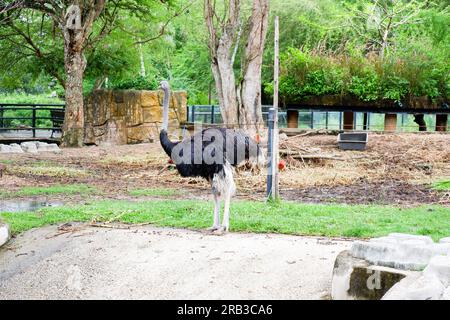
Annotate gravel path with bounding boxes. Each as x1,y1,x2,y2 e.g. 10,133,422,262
0,225,350,300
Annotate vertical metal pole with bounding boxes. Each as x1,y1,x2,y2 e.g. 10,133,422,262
271,15,280,200
191,105,195,123
401,113,405,132
32,107,36,138
339,112,342,130
211,105,215,124
363,112,368,131
325,112,329,130
266,108,274,197
310,111,314,129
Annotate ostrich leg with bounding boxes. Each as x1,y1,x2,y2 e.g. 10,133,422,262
221,164,236,232
222,191,231,232
210,192,221,231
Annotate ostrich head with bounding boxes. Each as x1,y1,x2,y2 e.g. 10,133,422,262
160,80,170,91
160,80,170,131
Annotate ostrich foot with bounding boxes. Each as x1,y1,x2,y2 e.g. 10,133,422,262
204,226,228,235
207,225,221,232
211,226,228,235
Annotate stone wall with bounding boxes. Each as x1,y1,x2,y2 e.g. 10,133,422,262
84,89,187,145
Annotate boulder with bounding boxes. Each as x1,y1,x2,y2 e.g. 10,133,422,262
442,287,450,300
36,142,61,153
21,142,38,153
0,144,12,153
382,274,445,300
351,233,442,271
331,250,414,300
423,255,450,286
10,144,24,153
0,223,11,248
335,233,450,300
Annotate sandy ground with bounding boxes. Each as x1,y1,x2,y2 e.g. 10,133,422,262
0,224,351,300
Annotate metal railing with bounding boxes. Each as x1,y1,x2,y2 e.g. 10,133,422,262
0,103,65,138
186,105,444,132
187,105,288,126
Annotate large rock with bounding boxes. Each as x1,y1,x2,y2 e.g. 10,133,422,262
0,223,11,248
440,237,450,244
333,233,450,300
0,144,12,153
21,141,38,153
36,142,61,153
423,255,450,286
382,274,445,300
0,144,24,153
331,250,415,300
442,287,450,300
351,233,447,271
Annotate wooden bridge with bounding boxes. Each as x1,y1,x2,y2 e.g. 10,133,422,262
0,103,65,144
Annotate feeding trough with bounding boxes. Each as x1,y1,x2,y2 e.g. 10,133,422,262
337,132,368,151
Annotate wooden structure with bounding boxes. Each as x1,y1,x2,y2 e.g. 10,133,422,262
283,95,449,132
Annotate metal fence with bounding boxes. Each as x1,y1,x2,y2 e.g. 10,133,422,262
186,105,441,132
0,103,65,138
187,105,289,126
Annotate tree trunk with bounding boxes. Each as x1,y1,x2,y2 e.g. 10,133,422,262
62,44,86,147
238,0,269,135
211,52,239,127
205,0,240,128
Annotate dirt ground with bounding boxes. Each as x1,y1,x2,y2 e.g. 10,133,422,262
0,132,449,205
0,224,351,300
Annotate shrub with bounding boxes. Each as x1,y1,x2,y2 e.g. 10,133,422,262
111,76,158,91
271,48,448,103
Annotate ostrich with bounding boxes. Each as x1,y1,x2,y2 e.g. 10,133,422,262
159,81,264,233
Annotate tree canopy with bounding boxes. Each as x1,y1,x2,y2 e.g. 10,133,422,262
1,0,448,104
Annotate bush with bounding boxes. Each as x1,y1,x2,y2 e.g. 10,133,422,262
270,48,449,103
110,76,159,91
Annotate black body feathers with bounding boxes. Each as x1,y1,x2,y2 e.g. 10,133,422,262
159,128,262,181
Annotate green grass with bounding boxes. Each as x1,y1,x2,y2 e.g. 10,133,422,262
0,184,97,198
1,200,449,240
128,188,182,197
432,180,450,191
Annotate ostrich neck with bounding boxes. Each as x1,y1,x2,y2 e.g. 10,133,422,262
162,88,170,131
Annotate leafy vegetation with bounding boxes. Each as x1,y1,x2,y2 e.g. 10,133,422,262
110,76,159,91
1,200,449,241
0,1,448,105
264,1,449,103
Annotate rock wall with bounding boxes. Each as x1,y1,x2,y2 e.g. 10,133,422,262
84,89,187,145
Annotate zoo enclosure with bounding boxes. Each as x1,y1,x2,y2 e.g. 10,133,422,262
0,103,65,139
187,105,448,132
